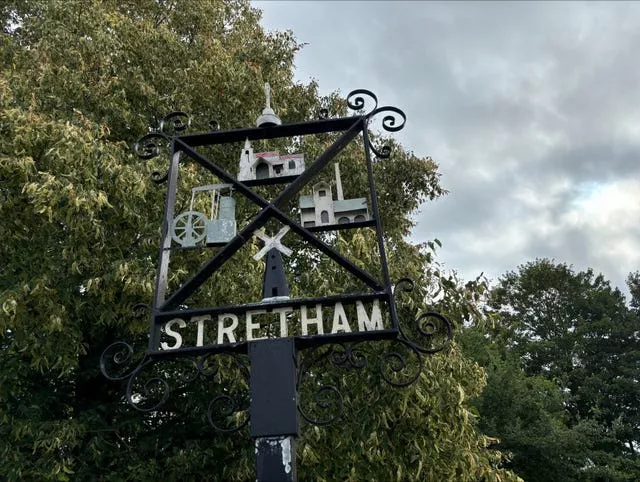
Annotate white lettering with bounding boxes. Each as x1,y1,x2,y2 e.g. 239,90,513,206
246,309,267,341
158,300,384,349
193,315,211,347
161,318,186,350
217,313,239,344
301,304,324,335
331,302,352,333
272,306,293,337
356,299,383,331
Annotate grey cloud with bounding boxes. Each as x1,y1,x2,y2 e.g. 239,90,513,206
258,0,640,295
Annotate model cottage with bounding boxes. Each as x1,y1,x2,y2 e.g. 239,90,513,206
299,163,370,228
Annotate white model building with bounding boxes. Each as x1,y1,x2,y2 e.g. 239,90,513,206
238,139,305,181
299,164,370,228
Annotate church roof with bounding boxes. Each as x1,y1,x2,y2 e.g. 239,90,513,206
334,198,368,213
298,196,368,212
299,195,314,209
253,151,280,165
312,181,330,190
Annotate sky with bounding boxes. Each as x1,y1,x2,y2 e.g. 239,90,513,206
256,0,640,296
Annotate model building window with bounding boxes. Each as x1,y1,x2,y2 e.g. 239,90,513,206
318,190,326,197
289,160,296,170
304,221,315,228
274,164,283,174
321,211,329,223
338,217,350,224
354,214,366,222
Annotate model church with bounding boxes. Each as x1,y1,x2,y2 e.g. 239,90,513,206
238,139,305,181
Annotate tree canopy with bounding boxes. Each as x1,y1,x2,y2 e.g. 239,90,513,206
0,1,515,480
460,259,640,481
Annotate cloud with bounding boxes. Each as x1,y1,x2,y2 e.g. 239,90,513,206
258,1,640,295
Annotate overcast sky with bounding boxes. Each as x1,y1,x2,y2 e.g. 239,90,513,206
257,1,640,296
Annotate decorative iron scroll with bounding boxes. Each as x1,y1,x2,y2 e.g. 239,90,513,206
368,106,407,133
159,111,191,135
100,340,250,433
347,89,378,114
199,352,250,432
133,132,171,183
133,111,220,183
365,106,407,160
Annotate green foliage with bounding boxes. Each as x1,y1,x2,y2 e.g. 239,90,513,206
0,1,516,480
461,259,640,481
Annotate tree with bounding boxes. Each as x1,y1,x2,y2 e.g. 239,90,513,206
459,317,598,481
0,1,518,480
627,272,640,313
464,259,640,481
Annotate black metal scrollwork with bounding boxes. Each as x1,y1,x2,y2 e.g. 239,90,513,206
125,358,171,412
199,352,250,433
346,89,379,115
370,144,393,160
98,304,153,383
133,111,189,184
379,339,423,387
133,132,171,183
100,341,141,381
134,132,169,161
104,350,199,413
327,342,366,369
207,394,250,433
299,385,344,426
159,111,191,135
393,278,453,354
296,344,358,426
134,112,220,184
368,106,407,133
365,106,407,159
101,339,250,431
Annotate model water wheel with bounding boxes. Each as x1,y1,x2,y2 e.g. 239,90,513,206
171,211,207,247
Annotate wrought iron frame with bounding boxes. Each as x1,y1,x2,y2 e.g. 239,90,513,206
101,89,452,433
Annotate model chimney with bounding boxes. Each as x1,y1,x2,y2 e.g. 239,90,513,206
334,163,344,201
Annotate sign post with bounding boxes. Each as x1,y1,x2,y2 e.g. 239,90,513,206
101,86,452,481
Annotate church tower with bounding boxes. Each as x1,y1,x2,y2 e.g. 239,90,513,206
238,138,254,181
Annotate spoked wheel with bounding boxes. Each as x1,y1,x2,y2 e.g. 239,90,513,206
171,211,207,247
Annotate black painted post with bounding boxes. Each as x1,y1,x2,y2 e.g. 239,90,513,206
249,339,298,481
250,247,297,481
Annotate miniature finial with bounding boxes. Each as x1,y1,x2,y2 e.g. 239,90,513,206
265,82,271,109
256,82,282,127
